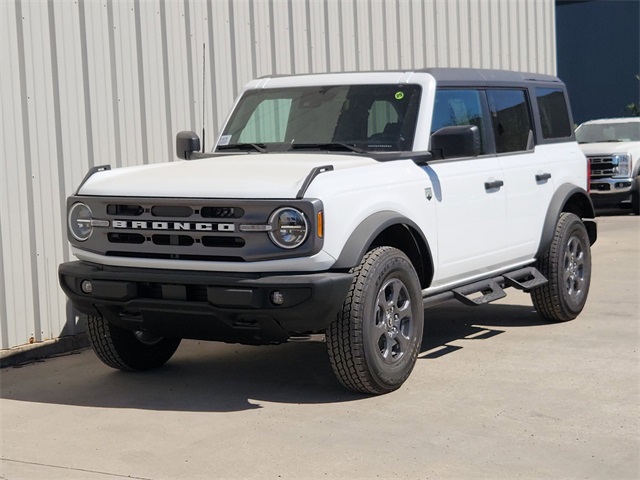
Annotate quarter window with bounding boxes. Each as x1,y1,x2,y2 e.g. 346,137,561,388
487,89,533,153
536,88,572,139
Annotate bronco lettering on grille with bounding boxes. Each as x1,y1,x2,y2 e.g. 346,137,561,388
112,220,235,232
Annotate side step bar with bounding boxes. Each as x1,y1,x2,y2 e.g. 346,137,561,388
423,267,548,308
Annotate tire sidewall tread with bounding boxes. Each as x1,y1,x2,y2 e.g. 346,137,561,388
327,246,424,395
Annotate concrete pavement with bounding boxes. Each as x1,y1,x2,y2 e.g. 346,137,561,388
1,213,638,479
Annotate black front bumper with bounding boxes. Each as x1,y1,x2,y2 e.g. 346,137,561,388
59,261,353,345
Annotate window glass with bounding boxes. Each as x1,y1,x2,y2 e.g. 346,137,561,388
238,99,292,143
536,88,571,139
487,89,532,153
431,89,485,154
221,85,421,152
576,122,640,143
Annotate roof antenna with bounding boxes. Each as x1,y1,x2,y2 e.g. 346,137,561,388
201,43,206,153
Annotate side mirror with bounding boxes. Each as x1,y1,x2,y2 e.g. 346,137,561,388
176,131,201,160
430,125,480,159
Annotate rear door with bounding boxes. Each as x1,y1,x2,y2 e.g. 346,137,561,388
488,88,555,263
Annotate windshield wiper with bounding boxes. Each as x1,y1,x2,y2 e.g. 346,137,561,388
290,143,365,154
217,143,267,153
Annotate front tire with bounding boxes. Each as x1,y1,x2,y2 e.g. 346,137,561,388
87,315,181,371
326,247,424,395
531,212,592,322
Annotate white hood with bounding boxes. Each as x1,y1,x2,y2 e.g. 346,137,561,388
79,153,378,198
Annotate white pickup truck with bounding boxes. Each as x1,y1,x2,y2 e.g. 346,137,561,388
59,69,596,394
576,117,640,214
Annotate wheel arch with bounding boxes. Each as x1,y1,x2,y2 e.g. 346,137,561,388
536,184,597,258
333,211,434,289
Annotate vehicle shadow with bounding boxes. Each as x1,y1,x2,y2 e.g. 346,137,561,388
1,301,545,413
420,300,546,359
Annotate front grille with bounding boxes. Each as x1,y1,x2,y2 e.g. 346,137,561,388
69,196,323,262
588,156,618,179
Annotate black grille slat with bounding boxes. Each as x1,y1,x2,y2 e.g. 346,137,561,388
201,206,244,218
107,204,144,216
152,234,195,246
151,205,193,217
108,233,145,244
202,236,245,248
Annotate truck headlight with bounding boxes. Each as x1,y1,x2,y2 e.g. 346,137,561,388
68,202,93,241
613,153,631,178
268,207,309,249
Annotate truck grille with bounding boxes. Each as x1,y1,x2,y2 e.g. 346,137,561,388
588,156,618,179
68,196,322,262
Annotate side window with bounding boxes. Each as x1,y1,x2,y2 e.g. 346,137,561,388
487,89,533,153
238,99,292,143
536,88,572,139
431,89,485,154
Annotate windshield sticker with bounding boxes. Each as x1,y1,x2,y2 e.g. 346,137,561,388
395,91,405,100
218,135,232,146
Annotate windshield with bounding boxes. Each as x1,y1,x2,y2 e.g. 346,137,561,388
575,122,640,143
217,84,422,153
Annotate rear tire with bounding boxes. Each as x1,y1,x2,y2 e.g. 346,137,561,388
87,315,181,371
326,247,424,395
531,212,592,322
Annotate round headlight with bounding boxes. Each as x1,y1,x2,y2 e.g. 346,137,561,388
68,202,93,241
268,207,309,249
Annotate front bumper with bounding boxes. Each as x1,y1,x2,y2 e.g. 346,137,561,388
59,261,353,345
589,177,635,207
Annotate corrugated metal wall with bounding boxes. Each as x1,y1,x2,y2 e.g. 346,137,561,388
0,0,556,350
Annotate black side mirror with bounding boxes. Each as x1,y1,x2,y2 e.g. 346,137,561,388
430,125,480,159
176,131,201,160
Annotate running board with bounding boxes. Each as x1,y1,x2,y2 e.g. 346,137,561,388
502,267,548,292
423,266,548,308
452,279,507,306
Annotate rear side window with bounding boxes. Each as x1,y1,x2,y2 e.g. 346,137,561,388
536,88,572,139
431,89,486,154
487,89,532,153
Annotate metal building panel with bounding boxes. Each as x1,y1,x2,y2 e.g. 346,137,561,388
309,1,329,73
369,2,387,70
52,2,91,196
0,0,36,349
112,1,145,167
338,1,357,71
353,0,371,71
21,1,61,344
139,1,169,163
233,1,255,86
84,1,118,168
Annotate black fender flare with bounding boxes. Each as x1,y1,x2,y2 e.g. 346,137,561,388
536,184,597,257
333,211,433,274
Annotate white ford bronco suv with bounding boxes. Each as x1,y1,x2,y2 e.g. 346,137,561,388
59,69,597,394
576,117,640,215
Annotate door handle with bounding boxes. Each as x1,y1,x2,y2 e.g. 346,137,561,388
535,172,552,182
484,180,504,190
